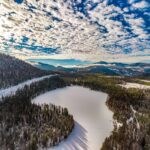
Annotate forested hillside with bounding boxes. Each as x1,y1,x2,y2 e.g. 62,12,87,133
0,53,48,89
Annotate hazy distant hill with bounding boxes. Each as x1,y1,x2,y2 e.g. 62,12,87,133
0,53,47,89
32,61,150,77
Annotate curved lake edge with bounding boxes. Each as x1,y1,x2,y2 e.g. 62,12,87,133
33,85,115,150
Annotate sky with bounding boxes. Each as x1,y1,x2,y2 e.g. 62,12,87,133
0,0,150,64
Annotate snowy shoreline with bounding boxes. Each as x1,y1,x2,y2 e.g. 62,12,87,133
0,74,56,99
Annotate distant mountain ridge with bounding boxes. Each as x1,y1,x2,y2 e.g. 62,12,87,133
32,61,150,77
94,61,150,67
0,53,48,89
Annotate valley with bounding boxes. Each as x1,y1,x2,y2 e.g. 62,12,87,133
0,0,150,149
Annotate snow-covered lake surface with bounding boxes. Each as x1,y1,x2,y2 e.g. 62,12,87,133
32,86,114,150
0,75,55,99
120,82,150,89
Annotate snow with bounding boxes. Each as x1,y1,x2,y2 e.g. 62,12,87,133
126,117,134,124
114,120,123,129
130,105,140,129
126,106,140,129
0,75,55,99
33,86,114,150
119,82,150,89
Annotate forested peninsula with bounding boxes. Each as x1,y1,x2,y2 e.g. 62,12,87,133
0,76,74,150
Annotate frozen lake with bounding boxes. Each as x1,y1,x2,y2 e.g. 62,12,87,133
33,86,114,150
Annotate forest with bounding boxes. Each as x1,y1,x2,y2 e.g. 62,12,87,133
63,74,150,150
0,76,74,150
0,53,48,89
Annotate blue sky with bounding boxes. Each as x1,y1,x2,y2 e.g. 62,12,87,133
0,0,149,64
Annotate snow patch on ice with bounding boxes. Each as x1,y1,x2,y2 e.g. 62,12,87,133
119,82,150,89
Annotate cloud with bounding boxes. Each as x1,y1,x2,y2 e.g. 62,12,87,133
0,0,149,63
132,1,149,9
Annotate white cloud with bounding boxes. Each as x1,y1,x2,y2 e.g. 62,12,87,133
132,1,149,9
0,0,149,63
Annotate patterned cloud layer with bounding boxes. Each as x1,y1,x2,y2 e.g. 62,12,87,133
0,0,150,62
